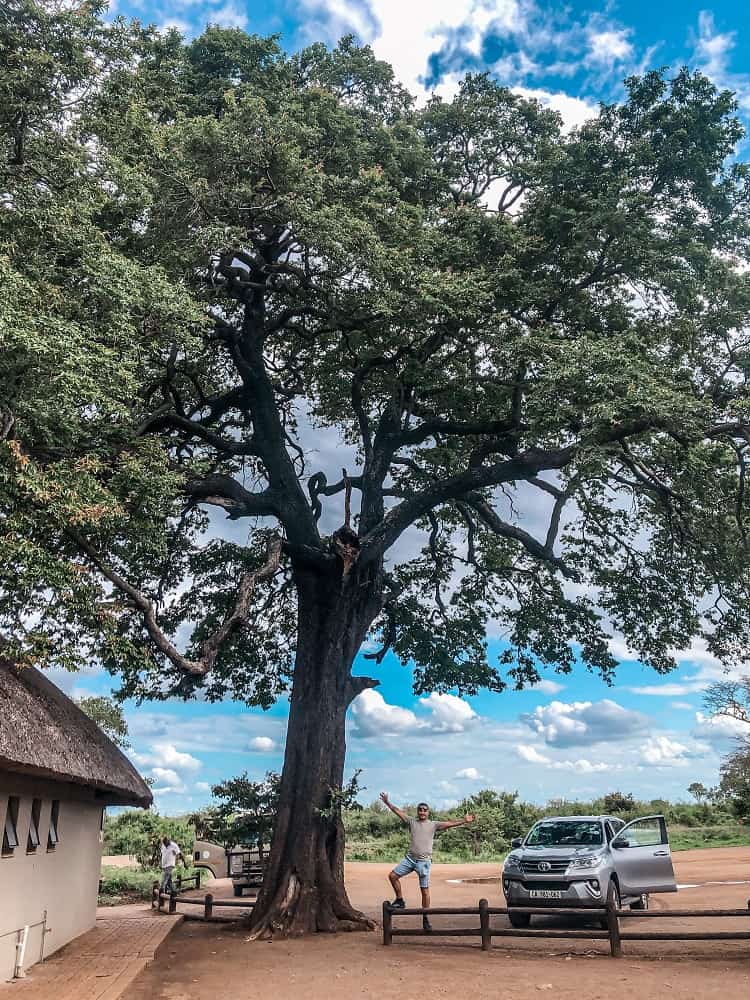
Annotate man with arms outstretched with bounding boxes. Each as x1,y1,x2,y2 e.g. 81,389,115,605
380,792,475,932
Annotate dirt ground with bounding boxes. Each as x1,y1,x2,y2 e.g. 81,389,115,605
123,849,750,1000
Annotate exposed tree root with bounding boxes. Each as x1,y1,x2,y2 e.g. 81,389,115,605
246,871,374,938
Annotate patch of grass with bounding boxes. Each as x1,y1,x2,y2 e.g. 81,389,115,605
98,865,203,905
669,825,750,851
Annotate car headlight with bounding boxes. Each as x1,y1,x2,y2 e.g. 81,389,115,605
566,854,605,870
503,854,523,872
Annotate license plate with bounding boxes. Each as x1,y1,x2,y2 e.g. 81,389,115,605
529,890,562,899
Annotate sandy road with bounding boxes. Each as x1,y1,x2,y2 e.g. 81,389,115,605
122,849,750,1000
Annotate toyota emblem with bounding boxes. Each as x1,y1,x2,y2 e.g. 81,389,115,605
538,861,551,871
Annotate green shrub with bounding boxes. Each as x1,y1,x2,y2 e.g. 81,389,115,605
342,790,750,860
98,864,203,905
103,811,195,869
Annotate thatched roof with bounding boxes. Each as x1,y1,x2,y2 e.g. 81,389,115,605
0,660,152,807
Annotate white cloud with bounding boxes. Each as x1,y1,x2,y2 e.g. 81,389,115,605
438,780,459,795
370,0,517,95
516,744,551,764
350,689,477,737
638,735,707,767
157,18,191,35
129,741,202,794
455,766,481,780
151,743,202,772
210,2,249,29
151,767,187,793
127,710,286,755
297,0,379,46
585,28,633,68
419,692,478,732
512,87,597,132
693,711,750,745
44,664,104,697
249,736,277,752
350,689,422,737
521,699,649,747
628,678,709,697
516,744,610,773
671,702,695,711
625,637,750,697
195,781,212,793
692,11,750,111
560,758,610,774
297,1,523,100
694,11,735,81
530,679,565,695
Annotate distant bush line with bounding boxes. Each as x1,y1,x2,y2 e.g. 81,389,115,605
103,788,750,875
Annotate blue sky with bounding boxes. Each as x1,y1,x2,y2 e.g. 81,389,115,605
60,0,750,817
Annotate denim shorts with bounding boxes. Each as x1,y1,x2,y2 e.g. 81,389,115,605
393,854,432,888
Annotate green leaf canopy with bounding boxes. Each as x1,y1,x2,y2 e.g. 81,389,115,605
2,4,750,704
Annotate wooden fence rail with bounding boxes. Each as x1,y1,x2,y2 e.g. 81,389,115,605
382,892,750,958
152,884,255,921
173,871,201,892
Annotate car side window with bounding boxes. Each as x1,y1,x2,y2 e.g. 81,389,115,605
618,818,664,848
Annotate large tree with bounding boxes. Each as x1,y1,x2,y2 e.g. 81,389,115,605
3,3,750,934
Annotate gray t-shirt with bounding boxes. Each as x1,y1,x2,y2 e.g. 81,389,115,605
408,819,439,861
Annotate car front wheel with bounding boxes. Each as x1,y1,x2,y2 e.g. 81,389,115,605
508,910,531,928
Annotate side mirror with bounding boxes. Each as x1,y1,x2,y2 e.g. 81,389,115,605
611,837,628,849
511,837,523,849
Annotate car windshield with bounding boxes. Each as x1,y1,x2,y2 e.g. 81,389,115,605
525,821,603,848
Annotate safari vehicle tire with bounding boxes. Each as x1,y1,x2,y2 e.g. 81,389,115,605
508,911,531,928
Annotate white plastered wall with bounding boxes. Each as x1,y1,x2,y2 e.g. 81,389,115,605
0,778,103,982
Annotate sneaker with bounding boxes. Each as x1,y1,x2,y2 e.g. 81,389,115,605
391,898,406,909
422,917,433,934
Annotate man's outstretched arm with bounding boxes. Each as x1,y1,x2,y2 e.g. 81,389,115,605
435,813,476,831
380,792,410,824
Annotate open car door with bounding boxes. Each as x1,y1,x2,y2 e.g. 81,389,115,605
611,815,677,896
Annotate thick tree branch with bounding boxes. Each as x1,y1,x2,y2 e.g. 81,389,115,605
307,472,363,522
398,415,518,447
361,417,669,563
230,327,322,549
464,494,580,581
344,675,380,707
186,475,280,520
265,306,329,336
138,412,259,456
359,446,576,563
67,530,282,677
708,421,750,445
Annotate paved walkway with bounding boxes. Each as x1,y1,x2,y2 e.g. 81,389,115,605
0,907,182,1000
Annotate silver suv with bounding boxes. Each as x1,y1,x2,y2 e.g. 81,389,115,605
502,814,677,927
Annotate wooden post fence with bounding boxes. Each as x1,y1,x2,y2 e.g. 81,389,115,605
479,898,491,952
381,899,750,957
382,901,392,946
605,887,622,958
204,894,213,920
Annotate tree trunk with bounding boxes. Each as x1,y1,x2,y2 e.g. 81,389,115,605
247,558,381,937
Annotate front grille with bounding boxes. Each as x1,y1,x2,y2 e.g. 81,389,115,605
520,880,571,891
521,859,569,873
